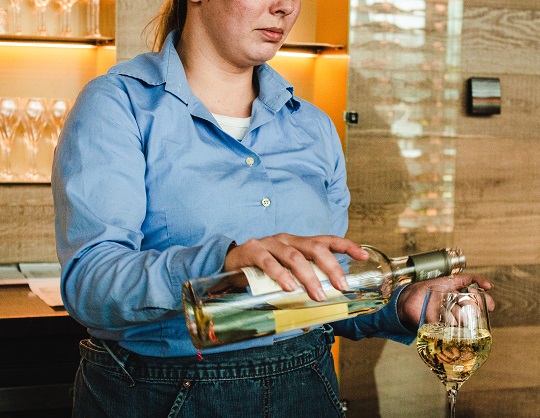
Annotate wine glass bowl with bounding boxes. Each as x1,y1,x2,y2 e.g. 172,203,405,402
8,0,22,35
0,97,22,180
49,98,71,140
417,285,492,418
23,97,47,179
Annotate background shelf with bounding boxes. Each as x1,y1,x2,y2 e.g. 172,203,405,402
0,35,114,46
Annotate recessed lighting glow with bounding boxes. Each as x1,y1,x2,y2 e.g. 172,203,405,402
0,41,97,49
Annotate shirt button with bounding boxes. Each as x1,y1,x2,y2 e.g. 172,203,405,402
245,157,255,166
261,198,271,207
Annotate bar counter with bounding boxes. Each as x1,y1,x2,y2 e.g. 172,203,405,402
0,285,87,415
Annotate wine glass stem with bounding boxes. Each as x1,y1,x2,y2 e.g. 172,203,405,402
61,7,73,35
12,6,22,35
29,144,38,177
87,0,101,37
447,388,458,418
37,7,47,35
5,147,12,178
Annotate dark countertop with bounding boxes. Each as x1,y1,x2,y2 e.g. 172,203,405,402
0,284,81,338
0,284,67,320
0,284,88,410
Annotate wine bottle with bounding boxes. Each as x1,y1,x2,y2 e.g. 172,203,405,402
182,246,466,349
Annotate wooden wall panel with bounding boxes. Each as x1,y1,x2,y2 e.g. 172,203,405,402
115,0,159,62
461,7,540,75
341,325,540,418
341,0,540,416
458,75,540,139
0,185,56,263
455,137,540,266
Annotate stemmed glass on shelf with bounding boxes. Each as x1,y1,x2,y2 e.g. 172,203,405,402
86,0,101,37
49,98,71,144
33,0,51,36
56,0,78,36
9,0,23,35
416,285,492,418
23,98,47,180
0,98,21,180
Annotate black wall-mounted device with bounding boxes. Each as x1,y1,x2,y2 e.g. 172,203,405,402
466,77,501,116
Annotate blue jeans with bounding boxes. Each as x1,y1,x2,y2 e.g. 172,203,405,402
72,326,345,418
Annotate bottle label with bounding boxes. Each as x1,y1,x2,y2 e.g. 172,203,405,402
274,303,350,334
242,262,329,296
418,269,444,281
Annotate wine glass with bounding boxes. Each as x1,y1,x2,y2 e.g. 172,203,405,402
23,98,47,180
0,98,22,180
49,98,70,141
57,0,78,37
417,285,492,418
9,0,22,35
86,0,101,37
0,8,7,35
33,0,51,36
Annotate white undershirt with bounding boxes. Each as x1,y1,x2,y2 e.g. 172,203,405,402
212,113,251,141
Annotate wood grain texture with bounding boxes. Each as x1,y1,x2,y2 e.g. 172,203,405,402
340,326,540,418
468,264,540,328
458,75,540,139
454,136,540,266
343,1,540,416
0,185,56,263
465,0,540,10
462,7,540,75
115,0,160,62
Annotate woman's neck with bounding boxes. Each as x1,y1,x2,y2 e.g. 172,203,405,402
176,37,257,118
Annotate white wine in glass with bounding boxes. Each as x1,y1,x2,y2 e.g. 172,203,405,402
417,285,492,418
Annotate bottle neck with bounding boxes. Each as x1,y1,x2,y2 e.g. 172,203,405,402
391,248,466,282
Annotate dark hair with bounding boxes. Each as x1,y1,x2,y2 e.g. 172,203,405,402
145,0,187,51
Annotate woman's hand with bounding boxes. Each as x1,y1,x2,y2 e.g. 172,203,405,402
396,274,496,330
224,233,370,302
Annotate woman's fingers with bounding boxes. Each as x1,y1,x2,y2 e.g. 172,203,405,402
223,234,369,301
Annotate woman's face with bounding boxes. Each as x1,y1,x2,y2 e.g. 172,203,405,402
189,0,301,68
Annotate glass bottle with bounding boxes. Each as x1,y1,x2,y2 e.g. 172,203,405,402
182,246,466,349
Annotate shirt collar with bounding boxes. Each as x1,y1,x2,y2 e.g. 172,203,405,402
108,30,301,115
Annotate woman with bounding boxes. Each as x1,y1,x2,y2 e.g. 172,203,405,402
52,1,494,417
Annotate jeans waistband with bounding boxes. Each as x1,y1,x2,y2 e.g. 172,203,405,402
81,326,335,383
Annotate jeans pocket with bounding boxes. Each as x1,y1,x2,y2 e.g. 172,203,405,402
309,352,346,418
81,338,109,354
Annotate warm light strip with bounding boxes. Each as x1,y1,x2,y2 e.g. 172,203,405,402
276,50,317,58
319,54,350,59
0,41,97,49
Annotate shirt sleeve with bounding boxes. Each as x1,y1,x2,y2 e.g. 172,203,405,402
52,76,234,331
330,285,417,345
324,117,350,238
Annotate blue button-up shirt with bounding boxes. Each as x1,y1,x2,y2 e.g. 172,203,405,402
52,30,413,357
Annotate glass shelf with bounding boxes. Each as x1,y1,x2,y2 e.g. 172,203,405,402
0,38,339,51
280,42,345,54
0,34,114,46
